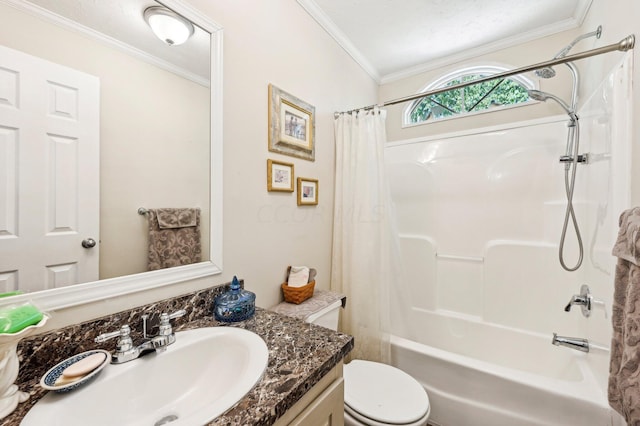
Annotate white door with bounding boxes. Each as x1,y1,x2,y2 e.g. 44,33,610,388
0,45,100,293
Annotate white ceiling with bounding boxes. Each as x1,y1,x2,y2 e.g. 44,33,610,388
14,0,593,86
298,0,593,83
13,0,210,84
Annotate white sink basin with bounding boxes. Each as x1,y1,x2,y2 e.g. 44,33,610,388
22,327,269,426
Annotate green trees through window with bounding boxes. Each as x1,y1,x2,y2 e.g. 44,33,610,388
407,69,533,124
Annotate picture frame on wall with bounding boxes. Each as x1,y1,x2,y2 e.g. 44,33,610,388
267,159,295,192
297,177,318,206
268,84,315,161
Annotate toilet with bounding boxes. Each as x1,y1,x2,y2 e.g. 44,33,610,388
272,291,431,426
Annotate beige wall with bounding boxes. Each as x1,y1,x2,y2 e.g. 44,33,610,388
0,3,210,281
193,0,377,308
13,0,377,330
12,1,636,332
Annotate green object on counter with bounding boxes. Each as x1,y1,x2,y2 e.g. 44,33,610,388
0,291,23,298
0,304,44,334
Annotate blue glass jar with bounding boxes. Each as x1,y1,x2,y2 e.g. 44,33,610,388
213,276,256,322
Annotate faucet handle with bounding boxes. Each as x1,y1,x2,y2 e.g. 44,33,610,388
95,325,143,364
95,325,135,356
564,296,588,312
158,309,186,336
165,309,187,321
564,284,592,317
95,324,131,343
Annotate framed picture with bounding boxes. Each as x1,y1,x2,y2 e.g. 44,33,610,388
297,178,318,206
267,159,295,192
268,84,315,161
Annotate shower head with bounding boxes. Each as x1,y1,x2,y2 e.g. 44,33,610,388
534,25,602,79
554,25,603,59
527,90,574,117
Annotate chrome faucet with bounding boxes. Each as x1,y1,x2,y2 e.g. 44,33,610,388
552,333,590,353
95,324,138,364
95,309,186,364
564,284,592,317
143,310,187,352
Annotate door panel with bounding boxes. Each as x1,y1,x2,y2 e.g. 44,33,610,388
0,45,99,292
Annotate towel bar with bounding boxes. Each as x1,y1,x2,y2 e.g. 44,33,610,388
138,207,149,215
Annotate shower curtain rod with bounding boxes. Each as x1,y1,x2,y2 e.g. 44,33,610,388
335,34,635,116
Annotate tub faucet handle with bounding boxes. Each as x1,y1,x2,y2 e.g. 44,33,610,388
564,284,592,317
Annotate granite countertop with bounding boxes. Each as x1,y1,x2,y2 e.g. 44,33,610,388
3,301,353,426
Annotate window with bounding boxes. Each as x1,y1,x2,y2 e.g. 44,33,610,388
404,65,535,125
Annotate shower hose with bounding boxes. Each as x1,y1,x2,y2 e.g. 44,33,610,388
559,120,583,272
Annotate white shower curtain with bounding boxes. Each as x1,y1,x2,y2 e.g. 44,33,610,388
331,108,400,363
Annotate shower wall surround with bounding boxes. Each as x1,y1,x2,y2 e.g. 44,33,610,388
6,282,353,425
384,54,632,425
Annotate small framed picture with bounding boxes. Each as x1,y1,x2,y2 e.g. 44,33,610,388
267,159,294,192
268,84,315,161
297,178,318,206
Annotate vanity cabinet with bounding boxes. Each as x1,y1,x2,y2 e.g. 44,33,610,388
274,361,345,426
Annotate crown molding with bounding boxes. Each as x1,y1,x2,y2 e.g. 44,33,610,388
573,0,594,25
297,0,593,86
297,0,381,83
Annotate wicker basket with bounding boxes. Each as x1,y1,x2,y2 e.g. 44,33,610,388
281,280,315,304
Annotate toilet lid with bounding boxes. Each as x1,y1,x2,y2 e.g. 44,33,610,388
344,360,429,425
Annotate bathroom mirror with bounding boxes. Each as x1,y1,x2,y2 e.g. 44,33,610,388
0,0,223,310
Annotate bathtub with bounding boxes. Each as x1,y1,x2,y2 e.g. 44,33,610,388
389,310,620,426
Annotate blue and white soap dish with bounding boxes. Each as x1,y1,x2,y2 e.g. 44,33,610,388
40,349,111,393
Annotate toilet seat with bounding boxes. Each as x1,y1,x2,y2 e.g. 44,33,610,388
344,360,430,425
345,403,430,426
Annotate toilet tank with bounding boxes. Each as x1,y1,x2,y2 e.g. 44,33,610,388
270,290,346,332
305,299,343,331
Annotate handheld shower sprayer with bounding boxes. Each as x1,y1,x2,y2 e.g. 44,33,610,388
535,25,602,79
527,89,578,162
527,88,583,271
527,90,575,119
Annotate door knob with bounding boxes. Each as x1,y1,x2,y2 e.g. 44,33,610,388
82,238,97,248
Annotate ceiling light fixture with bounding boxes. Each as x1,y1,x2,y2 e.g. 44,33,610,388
144,6,194,46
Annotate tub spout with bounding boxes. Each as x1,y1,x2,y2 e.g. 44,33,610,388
552,333,589,353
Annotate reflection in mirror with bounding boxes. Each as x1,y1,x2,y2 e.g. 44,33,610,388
0,0,223,308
